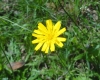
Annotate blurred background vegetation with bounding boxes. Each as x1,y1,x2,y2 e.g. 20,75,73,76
0,0,100,80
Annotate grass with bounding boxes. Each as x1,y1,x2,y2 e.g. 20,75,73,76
0,0,100,80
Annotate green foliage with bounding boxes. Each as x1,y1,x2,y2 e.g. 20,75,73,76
0,0,100,80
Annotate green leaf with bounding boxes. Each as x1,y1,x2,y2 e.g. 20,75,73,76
73,76,92,80
0,64,2,71
74,54,84,61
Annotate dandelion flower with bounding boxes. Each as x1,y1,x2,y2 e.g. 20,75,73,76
32,19,66,53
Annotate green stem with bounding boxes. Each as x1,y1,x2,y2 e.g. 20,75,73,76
0,44,15,78
0,16,31,32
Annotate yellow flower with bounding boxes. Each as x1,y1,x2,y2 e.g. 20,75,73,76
32,19,66,53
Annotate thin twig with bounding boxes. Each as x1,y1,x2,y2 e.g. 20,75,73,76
58,0,78,26
58,0,89,35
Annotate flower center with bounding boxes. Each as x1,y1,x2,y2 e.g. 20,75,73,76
47,33,53,40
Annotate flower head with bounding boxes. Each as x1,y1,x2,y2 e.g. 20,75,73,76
32,19,66,53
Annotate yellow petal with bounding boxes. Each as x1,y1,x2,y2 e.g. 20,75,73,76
56,28,66,36
50,42,55,51
41,42,48,51
54,21,61,31
45,45,49,53
57,37,66,42
46,20,53,31
34,30,42,34
38,23,47,33
35,42,44,51
32,33,44,38
56,41,63,47
32,39,40,44
32,33,39,37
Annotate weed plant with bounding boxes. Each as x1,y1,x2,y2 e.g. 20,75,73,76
0,0,100,80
